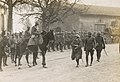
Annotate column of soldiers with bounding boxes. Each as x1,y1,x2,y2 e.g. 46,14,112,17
0,29,106,71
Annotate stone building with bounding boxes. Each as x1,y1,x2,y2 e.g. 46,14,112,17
49,5,120,33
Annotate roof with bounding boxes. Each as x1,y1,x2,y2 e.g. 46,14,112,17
74,4,120,17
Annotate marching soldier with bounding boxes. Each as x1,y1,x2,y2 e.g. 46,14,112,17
95,32,105,62
64,32,71,49
0,30,8,71
71,34,83,67
56,32,65,52
84,32,96,67
24,26,31,65
48,30,55,52
10,34,16,63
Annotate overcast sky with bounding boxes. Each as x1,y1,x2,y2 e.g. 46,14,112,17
71,0,120,8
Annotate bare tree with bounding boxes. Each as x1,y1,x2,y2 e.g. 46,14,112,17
0,0,26,33
15,0,88,31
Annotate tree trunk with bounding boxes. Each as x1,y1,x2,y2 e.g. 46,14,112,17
1,14,4,31
7,0,13,33
42,21,48,32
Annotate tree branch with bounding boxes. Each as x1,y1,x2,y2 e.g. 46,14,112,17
0,0,8,5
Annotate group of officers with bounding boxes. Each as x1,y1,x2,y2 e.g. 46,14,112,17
0,23,106,71
48,31,106,67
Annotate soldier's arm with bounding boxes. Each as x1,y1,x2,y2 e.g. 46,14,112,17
93,37,96,49
102,37,105,49
84,38,87,51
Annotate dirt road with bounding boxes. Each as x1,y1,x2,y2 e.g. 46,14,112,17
0,44,120,82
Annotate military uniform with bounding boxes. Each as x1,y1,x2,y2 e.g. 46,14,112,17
71,34,83,67
28,24,39,66
95,33,105,62
84,32,96,67
64,33,71,49
56,33,65,52
0,34,8,71
10,35,16,62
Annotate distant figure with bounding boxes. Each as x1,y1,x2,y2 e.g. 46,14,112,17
84,32,96,67
95,32,105,62
71,34,83,67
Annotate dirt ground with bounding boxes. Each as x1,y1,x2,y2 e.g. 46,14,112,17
0,44,120,82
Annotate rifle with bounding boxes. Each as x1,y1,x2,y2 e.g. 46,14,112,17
104,49,108,56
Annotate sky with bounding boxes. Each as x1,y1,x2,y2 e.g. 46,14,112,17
73,0,120,8
13,0,120,33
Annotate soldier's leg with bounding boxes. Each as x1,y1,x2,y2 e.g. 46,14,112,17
96,49,99,61
33,52,36,66
67,41,71,49
51,42,55,51
41,51,46,65
11,48,15,63
90,50,94,66
85,51,89,67
0,55,3,71
76,59,79,67
35,52,38,65
56,43,59,51
64,41,67,50
25,51,29,64
3,54,8,66
60,43,63,52
97,49,102,62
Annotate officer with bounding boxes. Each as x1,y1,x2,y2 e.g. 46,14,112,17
84,32,96,67
30,22,39,66
95,32,105,62
71,34,83,67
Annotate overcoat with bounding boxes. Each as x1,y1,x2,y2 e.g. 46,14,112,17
71,38,83,60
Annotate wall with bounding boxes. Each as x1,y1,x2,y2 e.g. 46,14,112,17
49,13,119,33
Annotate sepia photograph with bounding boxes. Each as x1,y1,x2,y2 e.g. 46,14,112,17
0,0,120,82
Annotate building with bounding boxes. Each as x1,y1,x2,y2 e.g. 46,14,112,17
0,4,7,33
49,5,120,33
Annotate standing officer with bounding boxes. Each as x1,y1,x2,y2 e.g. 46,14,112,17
95,32,105,62
84,32,96,67
71,34,83,67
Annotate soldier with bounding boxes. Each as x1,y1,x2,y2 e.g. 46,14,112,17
10,34,16,63
14,32,24,66
28,22,39,66
48,30,55,52
84,32,96,67
54,32,59,51
95,32,105,62
64,32,71,49
0,30,8,71
57,32,65,52
71,34,83,67
2,32,9,67
24,27,31,65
